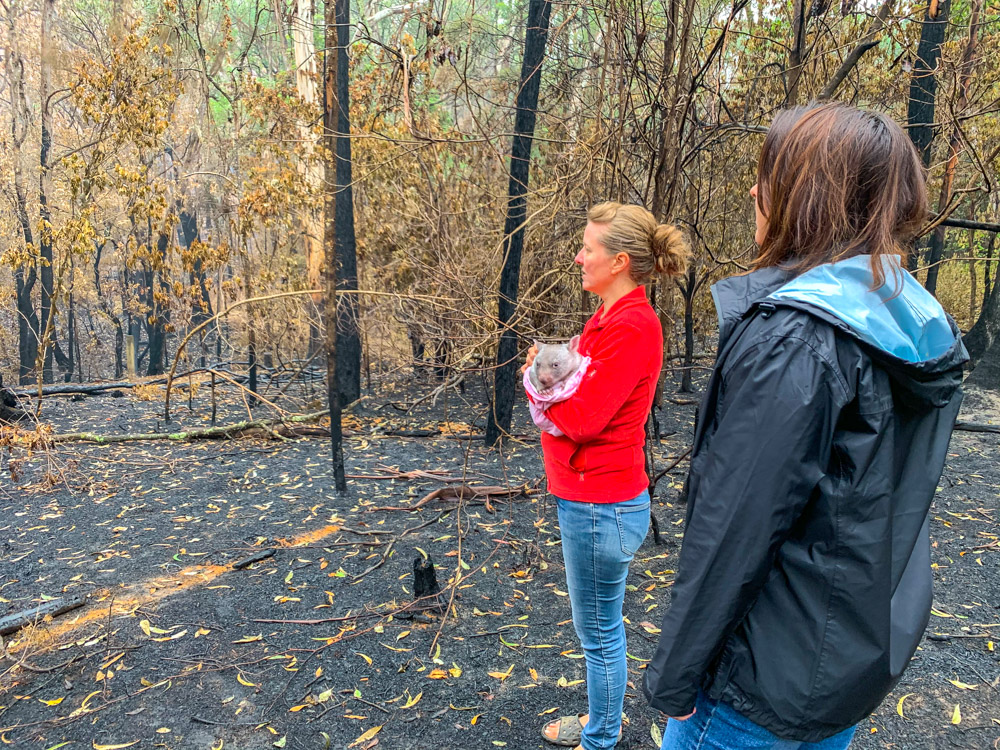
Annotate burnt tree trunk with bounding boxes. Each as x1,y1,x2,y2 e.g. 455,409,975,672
924,0,981,296
333,0,361,406
324,0,346,492
145,229,171,376
966,333,1000,390
966,263,1000,365
179,210,213,368
485,0,552,446
678,268,697,393
413,556,440,598
905,0,951,273
785,0,808,105
93,241,125,379
984,231,995,306
5,8,39,384
38,0,56,384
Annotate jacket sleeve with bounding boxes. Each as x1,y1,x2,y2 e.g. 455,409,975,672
543,322,648,444
643,334,847,717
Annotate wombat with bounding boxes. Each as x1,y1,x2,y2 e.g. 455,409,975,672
528,335,583,393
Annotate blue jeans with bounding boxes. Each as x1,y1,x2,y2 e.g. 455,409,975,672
662,691,856,750
557,491,650,750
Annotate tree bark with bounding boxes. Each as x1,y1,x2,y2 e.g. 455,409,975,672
289,0,325,350
324,0,347,491
966,334,1000,390
679,268,696,393
924,0,981,296
485,0,553,447
5,7,39,384
905,0,951,273
785,0,808,105
965,263,1000,364
38,0,56,384
93,241,124,379
145,228,171,376
334,0,361,407
984,231,995,305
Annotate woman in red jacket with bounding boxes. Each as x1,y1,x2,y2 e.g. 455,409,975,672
529,202,689,750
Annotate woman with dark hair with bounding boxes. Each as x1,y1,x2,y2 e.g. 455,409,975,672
644,103,968,749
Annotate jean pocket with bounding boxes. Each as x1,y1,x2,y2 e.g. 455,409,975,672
615,502,650,557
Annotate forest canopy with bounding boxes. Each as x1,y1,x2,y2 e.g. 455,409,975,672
1,0,999,402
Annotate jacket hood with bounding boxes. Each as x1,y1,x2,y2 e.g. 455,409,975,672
711,255,968,408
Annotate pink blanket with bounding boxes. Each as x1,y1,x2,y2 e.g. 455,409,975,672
522,357,591,437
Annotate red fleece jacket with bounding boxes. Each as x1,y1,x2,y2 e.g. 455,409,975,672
539,285,663,502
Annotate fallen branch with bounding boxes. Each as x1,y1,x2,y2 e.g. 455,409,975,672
8,365,246,399
231,550,276,570
652,448,693,486
345,465,467,483
0,595,85,636
369,482,538,513
817,0,894,100
46,410,330,444
955,421,1000,434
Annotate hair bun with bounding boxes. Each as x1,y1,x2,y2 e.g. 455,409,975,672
652,224,691,277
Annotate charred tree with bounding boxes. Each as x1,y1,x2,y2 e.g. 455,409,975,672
966,262,1000,365
333,0,361,407
5,6,39,384
785,0,808,104
324,0,347,492
38,0,56,383
144,228,171,376
485,0,553,446
93,241,125,379
924,0,981,296
905,0,951,273
676,267,701,392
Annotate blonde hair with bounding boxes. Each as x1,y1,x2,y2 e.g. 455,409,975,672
587,202,690,283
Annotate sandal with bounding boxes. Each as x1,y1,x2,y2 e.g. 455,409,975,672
541,714,586,747
541,714,624,747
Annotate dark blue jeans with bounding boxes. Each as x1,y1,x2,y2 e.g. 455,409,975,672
557,491,650,750
661,691,856,750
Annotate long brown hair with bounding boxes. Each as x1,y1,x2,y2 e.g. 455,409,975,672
753,103,927,288
588,202,690,282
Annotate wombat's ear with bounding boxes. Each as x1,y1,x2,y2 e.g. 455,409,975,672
533,339,543,351
568,335,580,352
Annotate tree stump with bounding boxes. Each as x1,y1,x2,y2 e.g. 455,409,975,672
0,376,27,423
413,556,440,599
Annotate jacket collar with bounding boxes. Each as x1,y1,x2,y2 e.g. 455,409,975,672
710,266,793,347
593,285,647,329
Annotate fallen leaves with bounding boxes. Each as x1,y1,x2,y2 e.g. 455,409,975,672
651,722,663,746
348,725,382,748
427,663,462,679
236,673,257,687
896,693,914,718
232,634,263,644
487,663,514,681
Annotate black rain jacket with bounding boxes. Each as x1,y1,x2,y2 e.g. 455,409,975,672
643,256,968,741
